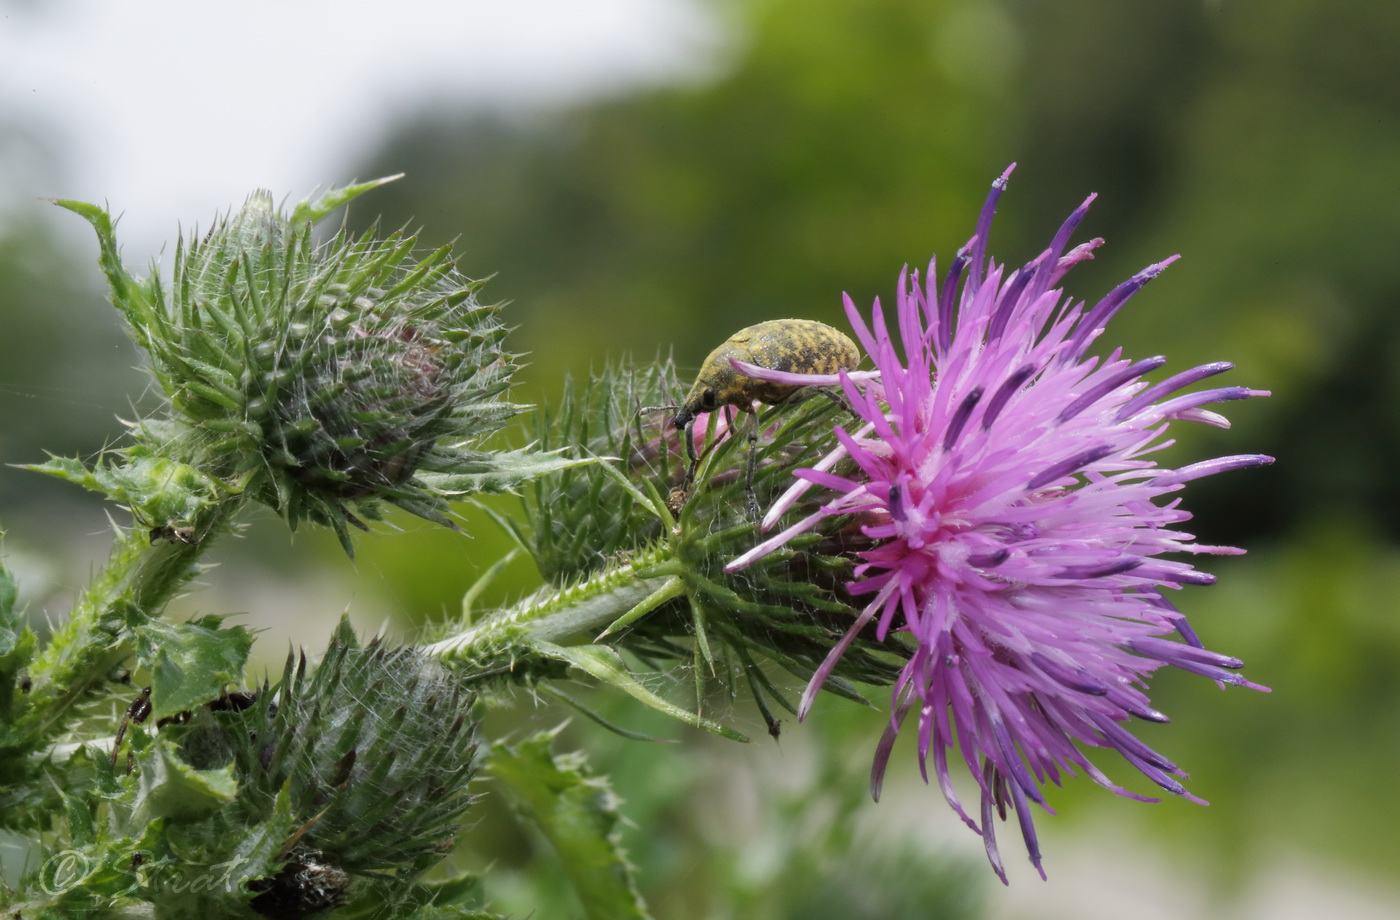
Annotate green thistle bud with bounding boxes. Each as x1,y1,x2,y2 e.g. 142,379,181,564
57,179,545,552
143,619,482,916
239,622,479,873
54,622,481,919
520,359,684,581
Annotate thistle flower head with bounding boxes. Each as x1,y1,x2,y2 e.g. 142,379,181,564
729,166,1272,881
59,180,526,552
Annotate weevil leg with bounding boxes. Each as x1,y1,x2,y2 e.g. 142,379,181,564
679,418,701,495
682,418,699,466
676,414,722,509
744,410,761,519
812,384,860,423
110,686,152,768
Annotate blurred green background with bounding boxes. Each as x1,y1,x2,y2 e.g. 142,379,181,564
2,0,1397,916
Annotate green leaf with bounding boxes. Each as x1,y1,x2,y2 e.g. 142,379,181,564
595,575,685,640
0,554,16,618
419,449,599,496
134,617,254,721
129,740,238,823
489,729,652,920
532,640,749,743
590,456,671,523
537,685,678,743
290,174,404,230
23,454,222,538
22,455,101,490
221,782,303,887
51,197,160,329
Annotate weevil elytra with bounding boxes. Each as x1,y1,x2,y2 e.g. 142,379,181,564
663,318,860,514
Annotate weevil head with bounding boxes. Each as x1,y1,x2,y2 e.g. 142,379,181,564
673,376,727,430
675,340,765,430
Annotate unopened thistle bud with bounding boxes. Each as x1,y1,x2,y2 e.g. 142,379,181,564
217,620,479,915
58,179,530,551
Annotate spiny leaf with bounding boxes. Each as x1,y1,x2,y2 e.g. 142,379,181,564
531,640,749,743
420,449,598,496
290,174,404,230
133,617,254,721
488,729,653,920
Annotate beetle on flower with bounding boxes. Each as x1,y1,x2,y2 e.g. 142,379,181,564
727,165,1272,883
660,318,861,515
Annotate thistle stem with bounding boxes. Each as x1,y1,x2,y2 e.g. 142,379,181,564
422,545,676,672
16,494,246,747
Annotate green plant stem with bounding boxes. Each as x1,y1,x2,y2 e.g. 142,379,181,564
422,545,677,674
15,496,246,748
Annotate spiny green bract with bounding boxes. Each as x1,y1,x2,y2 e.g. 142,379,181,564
57,179,528,552
516,359,686,582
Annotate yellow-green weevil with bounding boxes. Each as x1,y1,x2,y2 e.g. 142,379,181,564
667,318,860,513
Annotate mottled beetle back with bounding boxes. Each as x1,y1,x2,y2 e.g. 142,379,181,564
674,319,860,429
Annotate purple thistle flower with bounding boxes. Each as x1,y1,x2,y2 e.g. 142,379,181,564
726,165,1272,883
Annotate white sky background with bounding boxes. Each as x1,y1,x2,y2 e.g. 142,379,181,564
0,0,722,255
